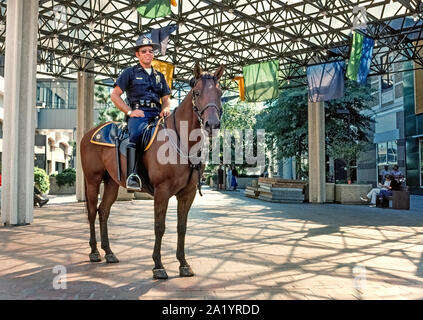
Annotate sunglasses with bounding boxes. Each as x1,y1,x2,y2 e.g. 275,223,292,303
139,49,154,54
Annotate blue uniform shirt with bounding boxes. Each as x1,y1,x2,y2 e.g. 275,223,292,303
114,63,171,107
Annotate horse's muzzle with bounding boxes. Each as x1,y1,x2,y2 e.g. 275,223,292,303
204,119,220,135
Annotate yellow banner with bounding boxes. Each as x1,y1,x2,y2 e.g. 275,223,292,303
171,0,177,6
152,59,174,90
233,76,245,101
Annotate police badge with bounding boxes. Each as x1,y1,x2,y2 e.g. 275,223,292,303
156,74,160,84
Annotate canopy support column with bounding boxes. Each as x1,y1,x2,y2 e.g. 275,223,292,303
1,0,39,226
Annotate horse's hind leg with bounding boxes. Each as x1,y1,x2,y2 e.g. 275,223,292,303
86,177,102,262
176,187,196,277
98,175,120,263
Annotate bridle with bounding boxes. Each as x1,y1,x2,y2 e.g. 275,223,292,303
190,74,223,126
163,73,222,196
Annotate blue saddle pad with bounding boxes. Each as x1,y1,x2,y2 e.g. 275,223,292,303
90,118,163,155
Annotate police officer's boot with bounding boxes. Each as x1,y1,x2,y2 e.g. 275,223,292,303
126,145,142,191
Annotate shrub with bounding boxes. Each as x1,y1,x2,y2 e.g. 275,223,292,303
55,168,76,187
34,167,50,193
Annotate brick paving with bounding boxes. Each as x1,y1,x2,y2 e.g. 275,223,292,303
0,187,423,300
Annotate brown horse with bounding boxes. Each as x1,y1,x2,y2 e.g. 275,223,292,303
80,63,224,279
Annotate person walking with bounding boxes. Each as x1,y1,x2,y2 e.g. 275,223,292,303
226,165,232,190
217,165,224,190
231,166,238,190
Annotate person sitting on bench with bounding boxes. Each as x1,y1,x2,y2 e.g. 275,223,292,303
378,174,400,206
360,176,391,207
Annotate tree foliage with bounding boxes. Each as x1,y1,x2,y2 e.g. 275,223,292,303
34,167,49,193
257,80,375,179
256,86,309,178
95,85,124,125
205,100,262,179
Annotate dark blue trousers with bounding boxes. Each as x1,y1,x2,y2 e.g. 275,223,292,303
127,108,160,147
379,189,392,199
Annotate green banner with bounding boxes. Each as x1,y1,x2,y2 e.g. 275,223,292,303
347,32,364,81
243,60,280,102
137,0,171,19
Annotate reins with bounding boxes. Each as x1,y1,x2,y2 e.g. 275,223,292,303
160,74,220,196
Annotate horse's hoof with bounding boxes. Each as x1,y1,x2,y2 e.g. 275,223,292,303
179,266,194,277
105,253,119,263
152,268,168,279
89,252,101,262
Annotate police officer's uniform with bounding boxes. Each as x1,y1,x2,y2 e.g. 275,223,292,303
114,35,170,191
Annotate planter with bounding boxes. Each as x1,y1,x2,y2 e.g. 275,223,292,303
304,183,334,203
99,183,134,201
326,183,335,203
48,176,75,195
235,177,256,189
335,184,372,204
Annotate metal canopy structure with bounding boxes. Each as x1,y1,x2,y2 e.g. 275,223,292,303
1,0,423,91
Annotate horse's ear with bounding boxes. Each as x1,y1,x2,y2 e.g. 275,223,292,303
214,65,225,81
194,62,202,79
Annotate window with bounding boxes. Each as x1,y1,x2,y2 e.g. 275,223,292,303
55,94,65,109
377,140,398,182
387,141,397,164
380,54,394,92
381,73,393,91
378,141,397,165
55,162,64,173
377,143,387,164
46,88,53,107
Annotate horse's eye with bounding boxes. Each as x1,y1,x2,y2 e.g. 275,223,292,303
194,91,200,97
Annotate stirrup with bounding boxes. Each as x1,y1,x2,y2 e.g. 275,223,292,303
126,173,142,191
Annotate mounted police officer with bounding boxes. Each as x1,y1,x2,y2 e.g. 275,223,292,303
111,34,171,191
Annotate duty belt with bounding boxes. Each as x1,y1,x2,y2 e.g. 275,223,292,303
130,100,158,109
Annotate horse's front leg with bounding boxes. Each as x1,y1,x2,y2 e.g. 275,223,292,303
152,187,170,279
176,187,196,277
98,178,120,263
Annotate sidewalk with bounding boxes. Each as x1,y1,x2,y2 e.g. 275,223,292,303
0,186,422,300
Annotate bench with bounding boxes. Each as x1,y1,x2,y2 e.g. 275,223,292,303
385,186,410,210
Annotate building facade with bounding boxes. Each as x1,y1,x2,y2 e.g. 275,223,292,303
358,59,423,194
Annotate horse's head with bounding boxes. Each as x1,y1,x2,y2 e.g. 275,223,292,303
190,62,224,135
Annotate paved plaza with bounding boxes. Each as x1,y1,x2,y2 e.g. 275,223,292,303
0,187,423,300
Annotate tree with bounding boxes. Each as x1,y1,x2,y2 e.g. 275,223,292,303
95,85,124,125
257,80,375,181
257,86,309,178
325,80,375,181
204,100,262,180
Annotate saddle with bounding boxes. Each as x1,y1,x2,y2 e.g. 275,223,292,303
91,117,163,153
90,117,164,193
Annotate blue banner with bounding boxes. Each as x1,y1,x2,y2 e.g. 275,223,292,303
357,36,374,84
151,24,178,56
307,61,345,102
